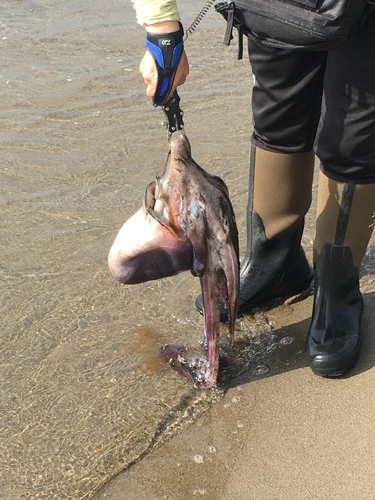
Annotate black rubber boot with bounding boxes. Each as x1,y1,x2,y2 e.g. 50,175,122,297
195,145,314,321
237,212,312,314
306,244,363,377
306,182,364,377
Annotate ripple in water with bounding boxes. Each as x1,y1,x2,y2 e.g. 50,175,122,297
279,336,295,345
254,364,270,376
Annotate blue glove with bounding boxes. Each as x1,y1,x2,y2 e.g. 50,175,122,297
146,22,184,106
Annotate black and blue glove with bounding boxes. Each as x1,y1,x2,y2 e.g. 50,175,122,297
146,22,184,106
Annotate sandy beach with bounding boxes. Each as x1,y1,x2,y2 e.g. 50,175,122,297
95,288,375,500
1,1,374,499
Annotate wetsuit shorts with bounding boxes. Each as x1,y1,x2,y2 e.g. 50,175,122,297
248,11,375,184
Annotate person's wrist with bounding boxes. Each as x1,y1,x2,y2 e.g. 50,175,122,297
145,21,180,33
145,22,184,105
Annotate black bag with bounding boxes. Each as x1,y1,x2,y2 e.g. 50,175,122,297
216,0,374,53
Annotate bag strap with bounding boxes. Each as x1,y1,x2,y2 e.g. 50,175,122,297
217,1,245,59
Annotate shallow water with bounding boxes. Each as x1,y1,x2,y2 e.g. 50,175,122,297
1,1,375,499
0,2,249,498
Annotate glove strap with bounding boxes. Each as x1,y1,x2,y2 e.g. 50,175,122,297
146,22,184,106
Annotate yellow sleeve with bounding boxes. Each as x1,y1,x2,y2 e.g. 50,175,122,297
131,0,180,25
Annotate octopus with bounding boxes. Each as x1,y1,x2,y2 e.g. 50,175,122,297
108,133,239,388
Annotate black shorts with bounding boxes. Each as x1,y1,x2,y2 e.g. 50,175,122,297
248,11,375,184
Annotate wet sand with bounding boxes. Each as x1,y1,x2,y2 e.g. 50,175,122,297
95,285,375,500
1,1,375,499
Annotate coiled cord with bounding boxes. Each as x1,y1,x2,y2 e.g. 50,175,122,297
184,0,217,40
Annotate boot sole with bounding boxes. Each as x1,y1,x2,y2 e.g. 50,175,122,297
237,277,313,316
307,339,362,378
